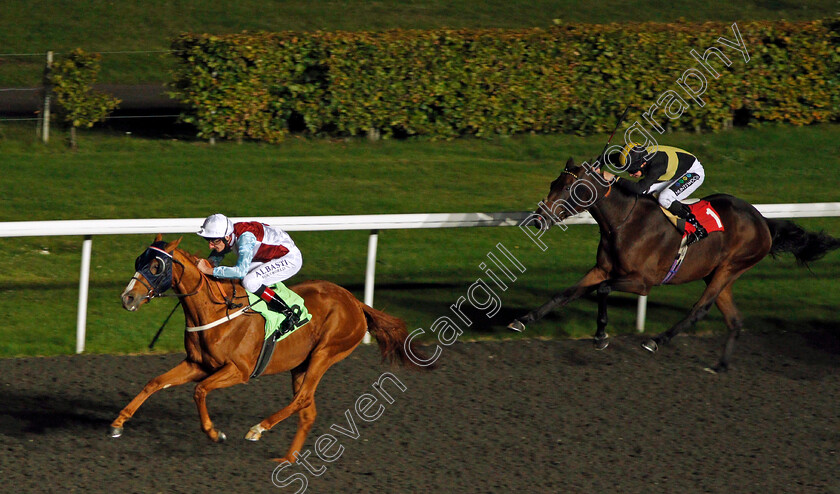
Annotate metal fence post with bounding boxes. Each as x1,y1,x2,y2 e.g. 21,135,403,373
362,229,379,344
76,235,92,353
636,295,647,332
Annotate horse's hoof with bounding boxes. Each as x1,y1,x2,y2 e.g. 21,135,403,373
641,339,658,353
109,426,123,438
270,456,293,464
593,335,609,350
215,431,227,443
704,362,727,374
507,320,526,332
245,424,265,442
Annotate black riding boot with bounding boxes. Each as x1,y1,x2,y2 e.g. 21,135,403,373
255,286,300,332
667,201,708,245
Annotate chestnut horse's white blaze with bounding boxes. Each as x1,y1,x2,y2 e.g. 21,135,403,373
120,274,142,311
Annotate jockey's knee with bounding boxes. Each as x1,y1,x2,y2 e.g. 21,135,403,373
658,189,677,208
242,276,262,293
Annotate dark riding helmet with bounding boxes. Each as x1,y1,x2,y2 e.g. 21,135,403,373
620,143,650,174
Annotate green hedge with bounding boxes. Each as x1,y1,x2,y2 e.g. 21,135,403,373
170,19,840,142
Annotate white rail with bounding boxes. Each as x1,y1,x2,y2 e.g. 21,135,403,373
2,202,838,353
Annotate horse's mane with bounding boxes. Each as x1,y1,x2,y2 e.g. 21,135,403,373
173,248,248,300
177,249,201,263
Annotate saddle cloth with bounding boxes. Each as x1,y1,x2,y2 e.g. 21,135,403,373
660,199,725,236
246,282,311,341
247,282,312,379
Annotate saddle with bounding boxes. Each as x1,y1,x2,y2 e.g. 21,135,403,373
658,199,726,284
659,199,725,238
659,198,701,233
247,283,312,378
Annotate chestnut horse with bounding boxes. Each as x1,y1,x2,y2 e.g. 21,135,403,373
509,158,840,372
113,235,430,462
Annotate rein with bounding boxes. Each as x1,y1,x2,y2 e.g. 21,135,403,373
132,243,256,341
546,169,636,236
550,169,614,221
133,247,246,311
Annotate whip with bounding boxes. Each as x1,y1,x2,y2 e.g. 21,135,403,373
596,106,630,168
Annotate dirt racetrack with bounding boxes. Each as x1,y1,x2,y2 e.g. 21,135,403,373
0,332,838,493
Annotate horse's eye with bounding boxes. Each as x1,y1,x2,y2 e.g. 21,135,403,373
150,259,162,275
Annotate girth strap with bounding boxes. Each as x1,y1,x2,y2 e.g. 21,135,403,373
661,237,690,285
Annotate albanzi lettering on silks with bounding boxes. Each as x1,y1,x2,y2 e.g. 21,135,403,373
256,260,291,277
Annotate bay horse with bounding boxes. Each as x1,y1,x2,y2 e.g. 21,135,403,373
509,158,840,372
113,235,430,462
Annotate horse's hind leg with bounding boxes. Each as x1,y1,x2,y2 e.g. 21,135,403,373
706,285,743,373
643,296,717,353
287,369,317,458
110,359,207,437
642,269,742,353
253,350,343,463
246,364,316,451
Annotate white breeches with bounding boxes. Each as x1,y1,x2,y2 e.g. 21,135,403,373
241,251,302,293
647,159,705,208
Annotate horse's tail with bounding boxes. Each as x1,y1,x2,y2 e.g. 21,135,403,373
766,218,840,265
360,304,435,371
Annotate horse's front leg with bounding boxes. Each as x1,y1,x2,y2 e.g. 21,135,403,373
594,282,610,350
110,359,207,438
193,362,249,443
592,276,649,350
508,267,608,332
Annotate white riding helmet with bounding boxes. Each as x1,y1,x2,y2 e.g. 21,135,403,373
197,213,234,239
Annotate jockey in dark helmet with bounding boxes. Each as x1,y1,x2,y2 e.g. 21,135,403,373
601,143,708,245
195,213,304,329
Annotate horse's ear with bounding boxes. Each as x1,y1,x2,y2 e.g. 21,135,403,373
565,157,576,171
165,237,182,253
154,233,163,243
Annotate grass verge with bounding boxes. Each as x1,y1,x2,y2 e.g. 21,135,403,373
0,123,838,356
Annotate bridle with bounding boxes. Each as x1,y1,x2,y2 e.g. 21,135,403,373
131,243,198,302
562,168,639,233
542,168,612,225
131,243,247,310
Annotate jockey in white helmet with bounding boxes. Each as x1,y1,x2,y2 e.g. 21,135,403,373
196,213,304,329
